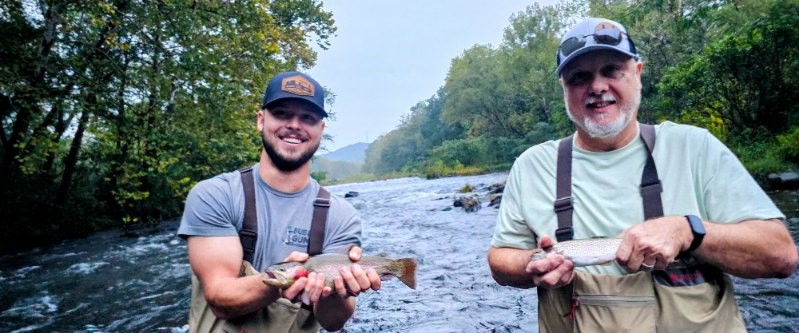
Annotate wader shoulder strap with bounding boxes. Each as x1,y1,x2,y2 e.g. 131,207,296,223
308,187,330,256
639,124,664,219
555,136,575,242
554,124,663,242
239,167,258,263
238,167,330,262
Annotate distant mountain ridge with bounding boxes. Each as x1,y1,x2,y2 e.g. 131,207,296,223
312,142,368,181
319,142,368,163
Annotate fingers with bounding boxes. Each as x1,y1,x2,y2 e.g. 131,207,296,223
335,264,378,298
282,276,308,300
281,271,330,304
526,254,575,288
538,235,556,249
618,218,687,272
282,251,309,263
652,253,670,271
365,268,382,291
348,246,363,261
304,272,325,303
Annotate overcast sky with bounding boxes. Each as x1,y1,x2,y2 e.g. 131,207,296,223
307,0,558,152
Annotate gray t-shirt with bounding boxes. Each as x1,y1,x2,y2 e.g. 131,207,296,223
178,163,362,271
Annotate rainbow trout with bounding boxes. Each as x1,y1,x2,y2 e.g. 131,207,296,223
531,238,622,267
262,254,417,290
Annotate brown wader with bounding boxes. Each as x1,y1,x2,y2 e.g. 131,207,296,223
188,167,331,333
538,124,746,332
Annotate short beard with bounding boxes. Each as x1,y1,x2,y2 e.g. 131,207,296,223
261,131,318,172
566,88,640,139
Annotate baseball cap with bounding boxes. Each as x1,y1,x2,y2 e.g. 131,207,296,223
262,71,327,117
556,18,639,76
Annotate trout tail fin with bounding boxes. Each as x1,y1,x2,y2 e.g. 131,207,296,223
392,258,417,289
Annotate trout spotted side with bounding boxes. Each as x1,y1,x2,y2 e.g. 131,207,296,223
530,238,622,267
262,254,417,290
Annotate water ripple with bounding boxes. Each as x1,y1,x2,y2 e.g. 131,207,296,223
0,175,795,332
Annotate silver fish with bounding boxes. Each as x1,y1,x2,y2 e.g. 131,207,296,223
531,238,622,267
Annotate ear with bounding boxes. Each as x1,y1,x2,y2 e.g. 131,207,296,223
257,110,265,131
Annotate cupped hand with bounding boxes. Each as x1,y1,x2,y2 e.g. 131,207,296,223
330,245,382,298
526,235,575,288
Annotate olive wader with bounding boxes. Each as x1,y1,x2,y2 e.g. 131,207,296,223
188,167,331,333
537,124,746,333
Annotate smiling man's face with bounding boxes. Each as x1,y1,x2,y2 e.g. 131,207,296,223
560,50,642,139
258,99,325,172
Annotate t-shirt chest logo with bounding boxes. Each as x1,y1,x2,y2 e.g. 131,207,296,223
284,226,310,247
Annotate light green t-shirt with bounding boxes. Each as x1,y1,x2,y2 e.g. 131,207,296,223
491,121,784,275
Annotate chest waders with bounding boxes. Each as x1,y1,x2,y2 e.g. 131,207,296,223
188,167,330,333
537,124,746,333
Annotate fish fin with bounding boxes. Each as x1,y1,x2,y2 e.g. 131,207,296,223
300,291,311,305
393,258,417,290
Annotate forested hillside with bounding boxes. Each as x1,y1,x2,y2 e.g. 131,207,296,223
363,0,799,180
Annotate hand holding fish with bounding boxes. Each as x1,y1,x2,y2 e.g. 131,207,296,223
525,235,575,288
334,260,382,298
617,216,692,272
263,247,417,305
276,251,332,304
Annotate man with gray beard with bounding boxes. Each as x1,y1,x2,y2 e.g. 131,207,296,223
487,18,797,332
178,72,381,332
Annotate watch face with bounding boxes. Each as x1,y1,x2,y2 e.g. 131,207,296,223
687,215,705,235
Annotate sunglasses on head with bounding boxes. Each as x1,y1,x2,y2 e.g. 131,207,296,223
557,28,637,62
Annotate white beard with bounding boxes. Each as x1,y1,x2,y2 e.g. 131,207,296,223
566,88,641,139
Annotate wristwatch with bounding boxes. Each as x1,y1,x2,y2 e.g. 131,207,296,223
684,214,705,253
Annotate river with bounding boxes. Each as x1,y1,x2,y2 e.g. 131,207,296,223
1,173,797,332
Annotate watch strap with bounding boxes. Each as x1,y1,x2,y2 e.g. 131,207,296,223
684,214,704,253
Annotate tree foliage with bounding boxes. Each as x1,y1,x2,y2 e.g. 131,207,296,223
4,0,798,252
0,0,334,253
365,0,798,180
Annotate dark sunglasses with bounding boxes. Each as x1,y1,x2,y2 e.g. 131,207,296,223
557,28,637,63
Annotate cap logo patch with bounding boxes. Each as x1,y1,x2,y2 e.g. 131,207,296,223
281,75,315,97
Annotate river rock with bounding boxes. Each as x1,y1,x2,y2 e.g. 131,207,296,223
453,195,481,212
486,182,505,194
767,171,799,190
344,191,359,198
488,194,502,208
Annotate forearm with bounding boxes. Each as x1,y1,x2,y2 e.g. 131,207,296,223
314,294,356,331
696,219,797,278
487,247,536,288
205,273,281,319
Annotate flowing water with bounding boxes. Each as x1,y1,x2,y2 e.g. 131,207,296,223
1,173,797,332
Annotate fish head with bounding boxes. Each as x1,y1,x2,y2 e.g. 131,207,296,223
530,248,548,262
262,262,308,288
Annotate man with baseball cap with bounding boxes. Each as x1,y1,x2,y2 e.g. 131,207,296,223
179,71,382,332
488,18,796,332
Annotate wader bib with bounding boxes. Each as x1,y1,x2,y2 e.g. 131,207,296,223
188,167,331,333
538,124,746,333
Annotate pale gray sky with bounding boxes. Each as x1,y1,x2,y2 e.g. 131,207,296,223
308,0,558,152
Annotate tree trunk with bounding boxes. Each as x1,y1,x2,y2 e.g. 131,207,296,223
55,111,89,206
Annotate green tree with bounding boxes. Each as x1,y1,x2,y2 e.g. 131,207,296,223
0,0,335,253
